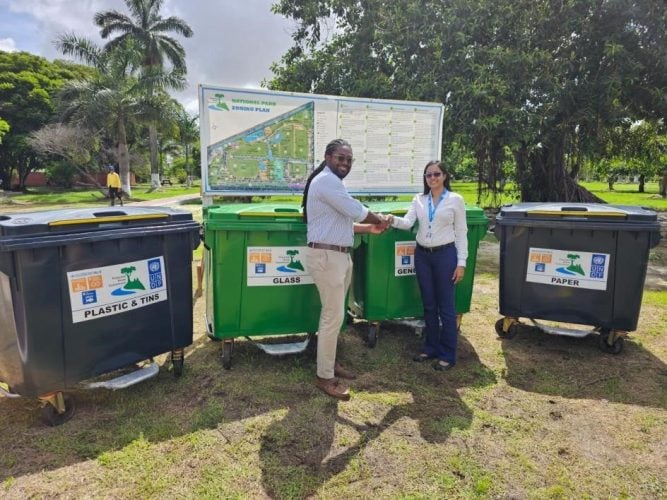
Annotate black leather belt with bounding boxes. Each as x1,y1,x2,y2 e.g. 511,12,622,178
416,242,455,253
308,242,352,253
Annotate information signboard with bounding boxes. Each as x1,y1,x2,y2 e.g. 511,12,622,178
199,85,444,197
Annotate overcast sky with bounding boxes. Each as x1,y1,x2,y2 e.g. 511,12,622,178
0,0,297,112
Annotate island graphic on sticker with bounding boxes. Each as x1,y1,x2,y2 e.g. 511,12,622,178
111,265,146,296
556,253,585,276
277,249,305,273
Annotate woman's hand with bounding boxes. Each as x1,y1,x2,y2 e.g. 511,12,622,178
452,266,465,284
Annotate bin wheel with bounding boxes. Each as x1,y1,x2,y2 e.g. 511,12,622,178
41,394,75,427
367,324,378,348
171,351,184,378
495,318,518,339
222,340,234,370
598,329,624,355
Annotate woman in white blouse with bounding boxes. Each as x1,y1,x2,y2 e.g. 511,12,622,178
390,161,468,371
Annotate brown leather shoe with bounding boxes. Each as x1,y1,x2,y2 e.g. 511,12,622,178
315,377,351,401
334,362,357,380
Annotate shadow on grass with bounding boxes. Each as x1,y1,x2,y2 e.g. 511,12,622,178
499,323,667,409
0,318,496,493
258,322,496,498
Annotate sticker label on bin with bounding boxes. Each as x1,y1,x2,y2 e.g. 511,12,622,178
395,242,417,277
525,248,610,290
247,246,313,286
67,256,168,323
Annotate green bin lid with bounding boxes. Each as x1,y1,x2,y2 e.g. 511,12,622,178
205,203,303,221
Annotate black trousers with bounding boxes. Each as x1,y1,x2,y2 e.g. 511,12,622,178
108,187,123,206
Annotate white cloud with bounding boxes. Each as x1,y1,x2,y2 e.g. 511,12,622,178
0,0,296,110
0,38,17,52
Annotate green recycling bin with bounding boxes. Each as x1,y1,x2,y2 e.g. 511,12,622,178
348,201,488,346
0,207,200,425
204,203,321,369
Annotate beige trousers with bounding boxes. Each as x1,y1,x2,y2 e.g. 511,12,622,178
305,247,353,379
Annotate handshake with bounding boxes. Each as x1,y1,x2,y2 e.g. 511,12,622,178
370,213,394,234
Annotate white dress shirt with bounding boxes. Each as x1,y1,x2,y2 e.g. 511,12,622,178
306,166,369,247
391,191,468,267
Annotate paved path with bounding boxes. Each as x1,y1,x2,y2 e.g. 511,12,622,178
127,194,200,207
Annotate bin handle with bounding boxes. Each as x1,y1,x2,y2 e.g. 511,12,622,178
48,213,169,226
239,211,304,219
526,209,626,218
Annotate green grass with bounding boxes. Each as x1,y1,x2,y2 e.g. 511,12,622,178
582,181,666,210
381,181,665,210
0,261,665,498
2,180,664,211
3,183,200,206
413,181,664,209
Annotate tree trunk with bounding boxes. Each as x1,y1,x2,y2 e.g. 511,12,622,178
514,140,605,203
660,171,667,198
638,174,645,193
149,122,160,188
608,177,615,191
117,121,132,197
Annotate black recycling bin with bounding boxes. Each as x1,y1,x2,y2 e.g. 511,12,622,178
494,203,661,354
0,207,200,424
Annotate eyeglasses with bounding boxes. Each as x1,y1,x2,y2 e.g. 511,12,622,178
424,172,442,178
332,154,354,164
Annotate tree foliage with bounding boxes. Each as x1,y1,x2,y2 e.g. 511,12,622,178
269,0,667,203
0,117,9,143
28,123,101,187
0,50,92,189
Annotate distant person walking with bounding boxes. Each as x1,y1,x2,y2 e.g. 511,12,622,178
106,165,123,206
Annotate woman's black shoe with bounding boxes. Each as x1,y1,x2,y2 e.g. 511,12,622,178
433,360,454,371
413,353,433,362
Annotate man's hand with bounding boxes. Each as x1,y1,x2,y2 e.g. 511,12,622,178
377,213,393,229
368,224,385,234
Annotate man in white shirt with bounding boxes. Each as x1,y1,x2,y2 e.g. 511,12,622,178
303,139,388,400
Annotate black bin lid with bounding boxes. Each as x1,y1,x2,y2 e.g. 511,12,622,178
0,206,194,236
497,202,658,224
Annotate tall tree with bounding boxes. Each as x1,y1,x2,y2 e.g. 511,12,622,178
269,0,667,203
94,0,193,188
174,108,198,186
56,35,141,195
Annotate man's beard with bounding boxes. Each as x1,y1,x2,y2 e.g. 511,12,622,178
332,166,349,179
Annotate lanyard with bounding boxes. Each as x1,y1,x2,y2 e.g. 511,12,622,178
427,191,448,223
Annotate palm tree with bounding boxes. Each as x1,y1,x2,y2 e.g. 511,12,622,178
56,34,141,196
174,108,199,186
94,0,193,188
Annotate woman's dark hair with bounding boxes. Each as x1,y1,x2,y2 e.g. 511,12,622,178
302,139,351,222
422,160,452,195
